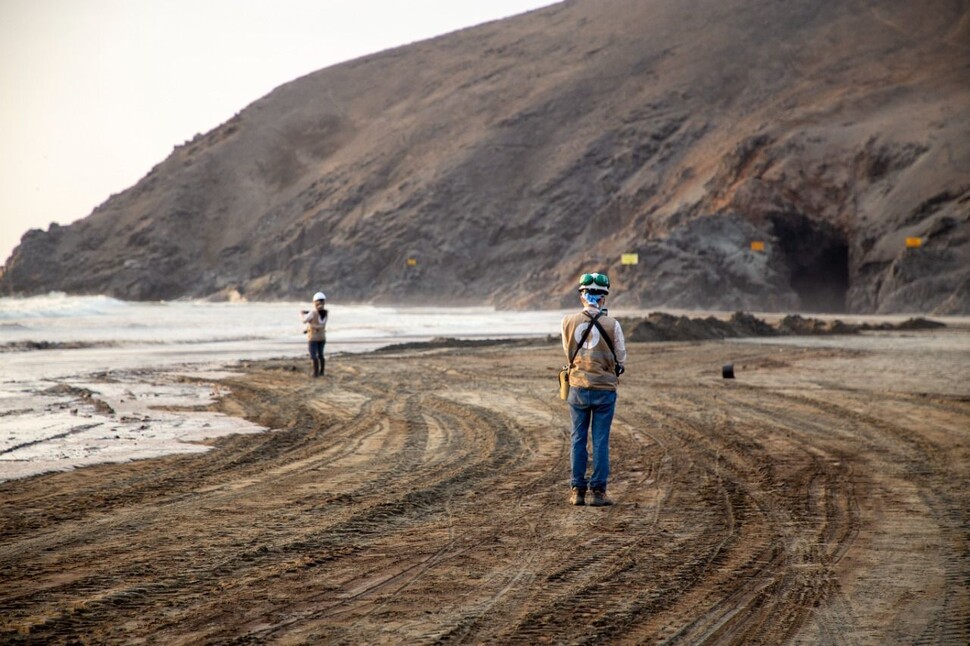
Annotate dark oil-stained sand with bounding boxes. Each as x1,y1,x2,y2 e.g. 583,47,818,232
1,330,969,643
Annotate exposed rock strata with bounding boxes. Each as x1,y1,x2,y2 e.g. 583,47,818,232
2,0,968,313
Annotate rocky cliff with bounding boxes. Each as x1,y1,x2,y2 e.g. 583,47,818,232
3,0,969,313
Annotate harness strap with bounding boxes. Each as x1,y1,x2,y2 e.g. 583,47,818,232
568,312,602,367
584,311,618,366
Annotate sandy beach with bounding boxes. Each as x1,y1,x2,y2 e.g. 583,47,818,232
1,327,969,643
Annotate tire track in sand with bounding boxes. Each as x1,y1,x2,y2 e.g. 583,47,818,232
1,339,968,644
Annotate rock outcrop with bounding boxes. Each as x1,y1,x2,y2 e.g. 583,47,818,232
2,0,968,313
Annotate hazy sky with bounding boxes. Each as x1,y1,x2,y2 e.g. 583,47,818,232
0,0,559,264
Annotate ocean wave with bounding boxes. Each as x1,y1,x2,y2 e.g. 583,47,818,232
0,334,285,352
0,292,131,320
169,335,279,345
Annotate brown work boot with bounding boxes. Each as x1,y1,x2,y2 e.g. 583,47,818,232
569,487,586,506
589,489,613,506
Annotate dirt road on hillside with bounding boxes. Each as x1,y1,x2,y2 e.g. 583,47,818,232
1,333,969,644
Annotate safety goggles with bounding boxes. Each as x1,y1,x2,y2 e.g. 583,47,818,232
579,273,610,288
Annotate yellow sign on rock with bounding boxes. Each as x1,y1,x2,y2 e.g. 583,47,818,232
905,237,922,249
621,253,639,265
750,241,766,252
406,258,418,267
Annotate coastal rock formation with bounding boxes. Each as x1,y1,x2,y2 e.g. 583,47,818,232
2,0,968,313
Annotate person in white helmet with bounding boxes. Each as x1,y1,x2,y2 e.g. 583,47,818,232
301,292,328,377
561,272,626,506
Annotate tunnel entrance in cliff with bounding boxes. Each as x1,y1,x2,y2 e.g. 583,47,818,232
769,212,849,313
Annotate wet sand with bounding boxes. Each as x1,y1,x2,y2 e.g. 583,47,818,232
1,329,968,644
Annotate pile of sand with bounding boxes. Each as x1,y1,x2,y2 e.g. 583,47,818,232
375,312,946,351
620,311,945,342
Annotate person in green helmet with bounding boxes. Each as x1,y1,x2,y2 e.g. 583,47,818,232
561,272,626,506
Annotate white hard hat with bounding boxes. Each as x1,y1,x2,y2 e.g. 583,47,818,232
312,291,326,301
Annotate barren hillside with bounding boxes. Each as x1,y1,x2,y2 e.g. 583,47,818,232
2,0,968,312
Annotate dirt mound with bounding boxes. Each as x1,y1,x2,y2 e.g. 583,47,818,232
622,311,946,342
369,312,947,352
621,311,776,342
888,317,949,331
2,0,968,313
374,335,556,353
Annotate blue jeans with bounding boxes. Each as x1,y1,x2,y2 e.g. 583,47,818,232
568,387,617,490
308,340,325,361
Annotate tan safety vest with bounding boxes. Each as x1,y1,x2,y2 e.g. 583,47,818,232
562,311,619,391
